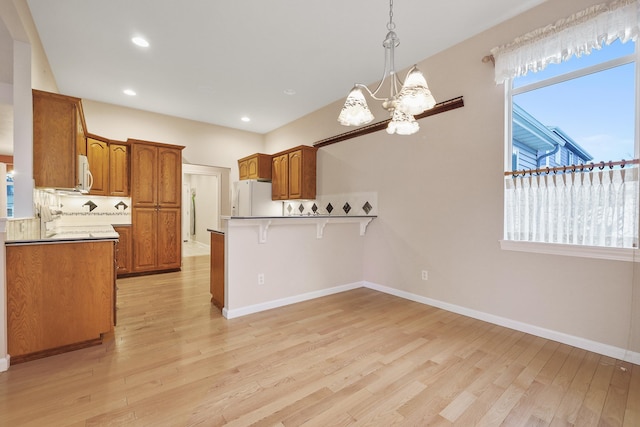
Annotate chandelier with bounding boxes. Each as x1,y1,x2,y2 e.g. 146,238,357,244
337,0,436,135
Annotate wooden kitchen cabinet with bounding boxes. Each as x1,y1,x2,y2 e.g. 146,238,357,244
114,225,132,276
6,240,115,363
33,89,87,189
272,153,289,200
109,142,129,196
210,231,225,310
130,139,184,274
87,135,129,197
271,145,317,200
238,153,272,181
87,135,109,195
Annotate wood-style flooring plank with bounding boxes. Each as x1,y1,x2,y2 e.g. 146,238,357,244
0,255,637,426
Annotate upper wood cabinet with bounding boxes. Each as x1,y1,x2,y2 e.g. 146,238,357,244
87,135,109,195
131,141,182,209
130,139,184,274
33,89,87,189
271,145,317,200
238,153,272,181
271,153,289,200
109,142,129,196
87,135,129,197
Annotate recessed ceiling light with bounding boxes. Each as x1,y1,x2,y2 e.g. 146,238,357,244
284,89,296,96
132,37,149,47
241,116,251,122
123,89,137,96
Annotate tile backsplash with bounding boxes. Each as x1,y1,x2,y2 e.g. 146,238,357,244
8,190,133,240
284,192,378,217
56,194,132,226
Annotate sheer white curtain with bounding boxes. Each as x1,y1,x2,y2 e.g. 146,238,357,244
491,0,640,83
505,168,639,248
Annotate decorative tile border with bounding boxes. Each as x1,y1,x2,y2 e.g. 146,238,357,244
284,192,378,217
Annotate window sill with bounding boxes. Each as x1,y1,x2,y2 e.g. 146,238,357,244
499,240,640,262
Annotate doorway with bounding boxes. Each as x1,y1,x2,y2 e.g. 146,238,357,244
182,164,231,257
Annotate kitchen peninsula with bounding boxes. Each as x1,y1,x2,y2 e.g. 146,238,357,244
210,214,376,319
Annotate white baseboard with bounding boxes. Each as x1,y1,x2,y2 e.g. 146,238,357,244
364,281,640,365
223,282,363,319
0,355,9,372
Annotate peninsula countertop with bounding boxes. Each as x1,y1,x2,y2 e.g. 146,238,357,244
6,224,121,245
220,215,377,243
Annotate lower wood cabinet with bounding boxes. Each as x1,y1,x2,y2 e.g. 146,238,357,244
210,231,225,310
114,225,132,276
132,207,181,273
6,240,115,363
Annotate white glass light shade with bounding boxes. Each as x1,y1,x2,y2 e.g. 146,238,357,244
386,108,419,135
397,68,436,115
337,87,374,126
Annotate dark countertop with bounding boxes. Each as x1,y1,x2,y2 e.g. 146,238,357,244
6,225,120,245
223,215,377,219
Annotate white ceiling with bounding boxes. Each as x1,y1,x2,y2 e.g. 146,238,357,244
6,0,545,144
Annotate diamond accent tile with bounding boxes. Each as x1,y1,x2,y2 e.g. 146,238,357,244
287,204,293,214
312,203,318,214
362,201,372,214
343,202,351,214
326,203,334,214
298,204,305,213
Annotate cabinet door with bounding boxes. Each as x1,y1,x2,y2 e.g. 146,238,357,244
114,225,132,276
87,138,109,196
247,157,259,179
238,159,249,180
157,207,181,270
33,91,79,189
109,144,129,196
288,150,303,199
132,208,158,271
272,154,289,200
131,144,158,207
157,147,182,208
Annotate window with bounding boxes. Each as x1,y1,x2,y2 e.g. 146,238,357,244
492,0,640,260
511,39,636,167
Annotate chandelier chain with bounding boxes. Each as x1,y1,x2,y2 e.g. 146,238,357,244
387,0,395,31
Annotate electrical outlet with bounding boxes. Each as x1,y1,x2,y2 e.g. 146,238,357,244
258,273,265,285
421,270,428,281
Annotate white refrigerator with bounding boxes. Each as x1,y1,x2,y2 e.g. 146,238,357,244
232,180,282,217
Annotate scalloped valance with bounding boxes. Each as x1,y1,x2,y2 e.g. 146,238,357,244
491,0,640,83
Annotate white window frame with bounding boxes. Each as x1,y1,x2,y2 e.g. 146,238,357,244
501,45,640,262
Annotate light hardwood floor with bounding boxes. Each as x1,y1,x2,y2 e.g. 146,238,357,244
0,255,638,426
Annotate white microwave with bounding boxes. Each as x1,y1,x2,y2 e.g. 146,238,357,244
77,155,93,193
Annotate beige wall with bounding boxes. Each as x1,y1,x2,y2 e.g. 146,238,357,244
225,220,366,316
265,0,640,356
